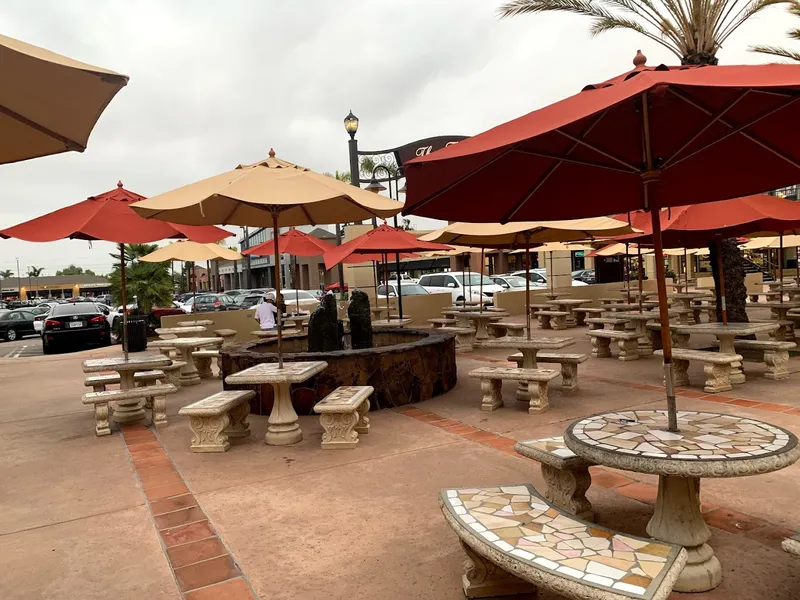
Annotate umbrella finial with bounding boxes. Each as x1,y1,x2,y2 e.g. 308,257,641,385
268,148,276,158
633,50,647,68
117,180,124,188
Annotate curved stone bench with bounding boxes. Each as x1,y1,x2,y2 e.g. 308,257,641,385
733,339,796,380
440,484,686,600
587,330,641,361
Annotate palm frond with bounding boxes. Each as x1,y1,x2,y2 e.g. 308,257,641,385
751,44,800,61
718,0,794,44
499,0,612,18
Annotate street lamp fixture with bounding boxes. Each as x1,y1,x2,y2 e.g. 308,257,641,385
344,110,359,139
364,174,386,194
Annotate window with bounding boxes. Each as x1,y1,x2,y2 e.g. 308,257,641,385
377,285,389,296
442,275,458,287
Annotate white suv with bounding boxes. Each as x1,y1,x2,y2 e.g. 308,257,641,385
418,272,504,304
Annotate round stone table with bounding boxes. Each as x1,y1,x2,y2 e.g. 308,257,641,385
566,410,800,592
462,312,503,341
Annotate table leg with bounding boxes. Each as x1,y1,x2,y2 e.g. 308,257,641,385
564,307,576,328
179,347,201,386
718,335,744,384
473,319,488,341
112,371,146,423
647,475,721,592
635,322,652,355
515,349,537,402
265,382,302,445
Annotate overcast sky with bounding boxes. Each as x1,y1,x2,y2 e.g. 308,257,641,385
1,0,795,276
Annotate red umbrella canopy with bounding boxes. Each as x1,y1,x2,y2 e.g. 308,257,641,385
323,224,451,269
0,181,230,243
241,228,333,257
403,60,800,222
613,194,800,248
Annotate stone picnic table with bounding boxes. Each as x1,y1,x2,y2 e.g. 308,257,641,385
566,409,800,592
282,314,309,330
755,300,800,322
536,291,569,301
441,309,471,328
155,325,207,339
225,361,328,445
673,321,779,385
668,292,712,314
478,336,574,410
149,337,222,386
371,318,413,329
82,355,171,422
462,311,504,340
602,302,642,313
621,310,681,354
545,298,591,327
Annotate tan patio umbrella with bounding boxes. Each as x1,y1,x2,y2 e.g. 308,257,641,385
1,33,129,164
140,241,242,313
131,149,402,367
422,218,636,337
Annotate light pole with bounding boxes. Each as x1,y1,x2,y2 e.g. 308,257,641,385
340,110,360,300
15,257,20,299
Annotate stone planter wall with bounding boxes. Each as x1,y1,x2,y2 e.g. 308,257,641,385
221,329,457,415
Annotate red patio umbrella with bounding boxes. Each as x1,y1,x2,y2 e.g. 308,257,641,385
0,181,230,358
324,224,452,318
243,228,334,314
403,55,800,432
614,195,800,322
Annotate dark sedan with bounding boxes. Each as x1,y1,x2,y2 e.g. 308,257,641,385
0,309,37,341
42,302,111,354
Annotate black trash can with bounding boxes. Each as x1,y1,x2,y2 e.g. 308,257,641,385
125,316,148,352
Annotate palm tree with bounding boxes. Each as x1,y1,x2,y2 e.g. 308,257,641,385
498,0,791,65
108,244,172,313
497,0,790,322
0,269,13,301
26,266,44,299
752,2,800,61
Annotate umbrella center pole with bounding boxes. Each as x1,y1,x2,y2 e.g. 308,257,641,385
119,243,129,361
271,216,284,369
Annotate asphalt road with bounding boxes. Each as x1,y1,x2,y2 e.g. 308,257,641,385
0,335,43,359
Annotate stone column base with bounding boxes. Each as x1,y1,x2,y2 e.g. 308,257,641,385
480,379,503,411
703,363,733,393
541,464,593,521
560,364,578,392
528,381,550,414
764,350,790,380
320,411,360,449
460,541,537,599
617,338,639,361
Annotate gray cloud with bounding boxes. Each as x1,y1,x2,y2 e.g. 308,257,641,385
0,0,793,274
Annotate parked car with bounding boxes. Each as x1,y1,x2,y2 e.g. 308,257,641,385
510,269,589,287
0,308,37,341
377,283,429,299
42,302,111,354
572,269,596,284
271,289,320,314
490,275,530,290
33,303,60,334
417,272,504,304
181,293,238,313
325,282,348,292
233,294,263,310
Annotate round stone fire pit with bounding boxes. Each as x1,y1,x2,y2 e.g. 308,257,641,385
221,329,457,415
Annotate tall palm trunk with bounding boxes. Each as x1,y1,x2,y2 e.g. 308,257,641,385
682,52,748,323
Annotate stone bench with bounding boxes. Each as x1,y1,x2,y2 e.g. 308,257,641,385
84,369,165,393
488,321,526,338
733,339,796,380
440,484,686,600
508,352,588,392
313,386,373,449
441,326,477,351
514,437,594,520
654,349,742,393
192,349,221,379
572,306,603,326
178,390,255,452
537,310,568,330
83,384,177,436
213,328,237,347
161,361,186,388
529,303,551,313
585,316,627,331
586,330,641,361
468,366,559,414
428,317,457,328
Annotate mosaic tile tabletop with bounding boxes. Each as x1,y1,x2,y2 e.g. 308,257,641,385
441,485,682,599
82,355,170,372
566,411,799,476
225,360,327,384
478,337,575,350
515,436,588,469
315,386,373,411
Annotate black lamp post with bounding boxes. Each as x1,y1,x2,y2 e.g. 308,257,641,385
366,165,404,319
338,111,362,300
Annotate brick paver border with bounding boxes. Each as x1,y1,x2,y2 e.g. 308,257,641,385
121,424,259,600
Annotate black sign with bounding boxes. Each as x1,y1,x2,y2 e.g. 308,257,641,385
392,135,468,167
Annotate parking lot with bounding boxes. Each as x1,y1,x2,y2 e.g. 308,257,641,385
0,336,43,359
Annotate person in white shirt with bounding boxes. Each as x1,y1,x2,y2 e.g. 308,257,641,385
254,295,279,330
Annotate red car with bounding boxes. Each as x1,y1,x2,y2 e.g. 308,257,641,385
324,282,348,292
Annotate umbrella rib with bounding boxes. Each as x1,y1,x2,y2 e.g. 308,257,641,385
661,89,750,169
513,149,636,173
0,103,85,152
554,129,639,171
299,204,316,226
500,110,614,223
664,91,800,171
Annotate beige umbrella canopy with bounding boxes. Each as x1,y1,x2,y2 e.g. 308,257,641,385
1,33,128,164
138,240,242,262
131,149,403,368
131,150,402,228
419,217,636,247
